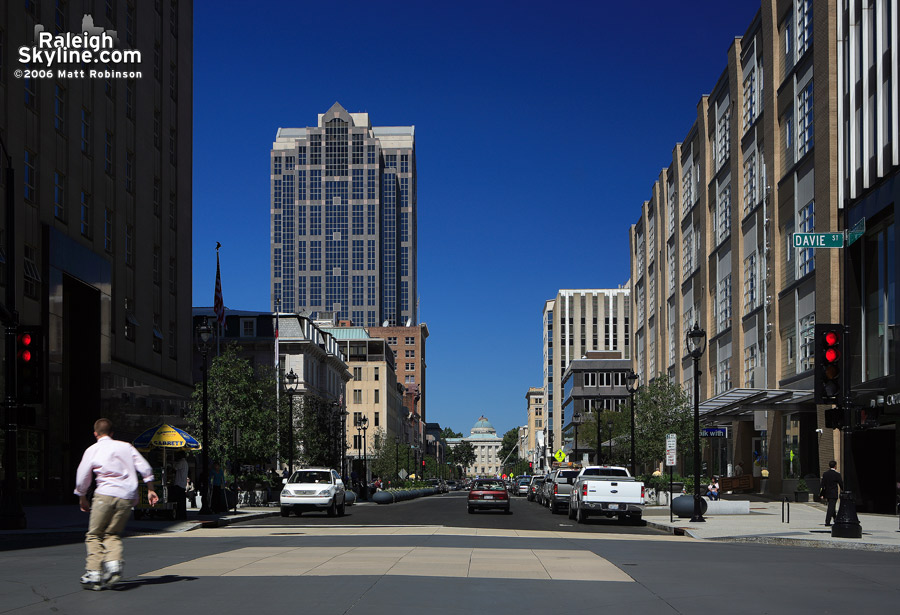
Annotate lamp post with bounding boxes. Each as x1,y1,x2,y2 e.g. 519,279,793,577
340,406,349,477
283,368,300,477
595,416,602,464
572,412,584,463
686,323,708,523
395,435,400,480
360,416,369,491
196,317,213,515
625,370,639,477
606,419,614,464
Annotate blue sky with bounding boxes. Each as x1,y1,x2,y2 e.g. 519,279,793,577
192,1,761,438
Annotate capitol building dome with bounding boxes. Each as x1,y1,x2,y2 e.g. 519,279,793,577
471,416,496,435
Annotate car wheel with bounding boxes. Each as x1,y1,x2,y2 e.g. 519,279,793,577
549,500,557,514
576,506,586,524
468,506,474,514
568,504,576,520
504,508,511,514
280,507,291,517
327,499,337,517
338,497,346,517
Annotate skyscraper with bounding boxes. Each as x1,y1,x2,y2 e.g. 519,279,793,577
271,103,417,327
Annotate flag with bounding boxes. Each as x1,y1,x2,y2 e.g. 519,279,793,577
213,245,225,328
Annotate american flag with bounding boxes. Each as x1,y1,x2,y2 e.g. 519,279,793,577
213,244,225,328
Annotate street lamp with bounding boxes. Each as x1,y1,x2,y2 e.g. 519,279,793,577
572,412,585,463
395,435,400,481
283,368,300,477
196,316,213,515
686,322,708,523
606,419,614,464
625,370,639,477
360,416,369,492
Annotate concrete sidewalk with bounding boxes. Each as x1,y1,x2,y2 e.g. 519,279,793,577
644,497,900,552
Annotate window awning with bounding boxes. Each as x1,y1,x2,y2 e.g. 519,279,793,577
699,388,814,422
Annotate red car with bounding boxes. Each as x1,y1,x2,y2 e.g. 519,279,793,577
468,479,511,514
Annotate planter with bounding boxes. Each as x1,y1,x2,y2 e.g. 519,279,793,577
672,494,708,519
794,491,810,502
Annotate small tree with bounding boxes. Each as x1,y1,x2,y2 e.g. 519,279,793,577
497,427,519,464
581,410,630,464
447,441,475,476
633,374,693,470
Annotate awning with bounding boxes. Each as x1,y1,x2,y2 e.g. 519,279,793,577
699,388,814,423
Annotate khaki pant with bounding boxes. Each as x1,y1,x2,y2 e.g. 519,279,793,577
85,493,133,571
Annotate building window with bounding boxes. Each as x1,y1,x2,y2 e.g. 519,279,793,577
104,132,114,175
168,321,177,359
798,201,815,276
104,209,113,252
24,66,36,108
169,128,177,165
23,245,41,299
353,367,362,381
797,0,812,57
54,85,65,131
744,344,759,387
374,389,379,404
742,69,756,132
681,227,694,279
742,152,757,215
154,42,161,81
681,166,693,216
80,192,91,237
373,367,379,381
152,315,163,353
784,111,794,168
405,362,414,371
743,252,758,314
799,312,816,372
716,109,730,169
405,336,414,345
152,246,161,285
862,222,896,380
405,349,415,358
240,319,256,337
717,357,732,394
169,63,177,101
717,274,732,334
797,82,814,157
125,152,134,193
387,336,397,345
24,150,36,203
353,390,362,404
716,185,731,244
169,193,177,230
125,225,134,267
54,172,66,221
584,372,597,387
81,109,91,154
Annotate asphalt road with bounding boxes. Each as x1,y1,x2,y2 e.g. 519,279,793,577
2,491,899,614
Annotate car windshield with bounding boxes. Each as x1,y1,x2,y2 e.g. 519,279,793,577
580,468,629,477
474,481,504,491
289,471,331,484
517,479,530,485
558,471,579,480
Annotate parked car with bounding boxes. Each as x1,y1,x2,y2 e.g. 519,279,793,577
528,476,545,502
280,468,346,517
545,468,581,514
516,476,532,496
467,479,511,514
568,465,645,524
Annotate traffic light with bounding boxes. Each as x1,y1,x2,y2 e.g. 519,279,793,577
824,407,842,429
528,461,533,469
16,326,42,404
814,324,844,404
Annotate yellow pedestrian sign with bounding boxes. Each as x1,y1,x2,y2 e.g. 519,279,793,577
554,449,566,463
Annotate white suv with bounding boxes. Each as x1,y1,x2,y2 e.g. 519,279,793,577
280,468,346,517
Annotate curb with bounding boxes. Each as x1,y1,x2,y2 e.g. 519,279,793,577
187,510,281,530
644,519,900,552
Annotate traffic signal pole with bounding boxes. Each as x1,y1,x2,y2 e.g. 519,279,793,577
0,144,26,529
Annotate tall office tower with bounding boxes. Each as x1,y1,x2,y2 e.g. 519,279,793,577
0,1,193,505
541,289,630,460
271,103,417,327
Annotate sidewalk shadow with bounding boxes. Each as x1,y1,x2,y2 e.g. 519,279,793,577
109,575,197,591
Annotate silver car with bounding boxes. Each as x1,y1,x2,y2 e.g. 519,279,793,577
280,468,346,517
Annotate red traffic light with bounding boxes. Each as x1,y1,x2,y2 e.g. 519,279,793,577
824,348,840,362
824,331,840,345
18,349,32,362
19,332,33,347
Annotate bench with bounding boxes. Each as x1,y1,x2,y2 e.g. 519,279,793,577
719,475,754,493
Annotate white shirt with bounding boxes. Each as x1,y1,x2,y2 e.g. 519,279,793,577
74,436,155,504
174,457,189,489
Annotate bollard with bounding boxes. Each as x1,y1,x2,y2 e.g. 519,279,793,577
831,491,862,539
782,497,790,523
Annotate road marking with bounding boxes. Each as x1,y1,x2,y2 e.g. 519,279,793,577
142,546,635,582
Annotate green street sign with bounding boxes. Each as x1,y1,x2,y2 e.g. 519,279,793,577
553,449,566,463
847,217,866,246
793,232,844,249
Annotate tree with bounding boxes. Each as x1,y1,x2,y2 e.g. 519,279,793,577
581,409,630,464
441,427,463,439
187,344,282,472
447,440,475,475
633,374,693,471
497,427,519,465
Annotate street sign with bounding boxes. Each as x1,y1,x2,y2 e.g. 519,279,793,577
665,433,676,467
847,217,866,246
700,427,727,437
793,232,844,248
553,449,566,463
399,469,408,480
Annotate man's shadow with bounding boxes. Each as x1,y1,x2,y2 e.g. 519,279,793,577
109,575,197,591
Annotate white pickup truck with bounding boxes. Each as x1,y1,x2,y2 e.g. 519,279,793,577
568,466,645,524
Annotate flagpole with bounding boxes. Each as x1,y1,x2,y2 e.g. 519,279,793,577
214,242,225,357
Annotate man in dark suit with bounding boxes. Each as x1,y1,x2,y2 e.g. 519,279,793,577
820,460,843,526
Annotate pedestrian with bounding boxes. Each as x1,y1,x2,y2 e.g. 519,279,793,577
820,460,843,526
210,461,226,513
171,452,189,520
185,477,197,508
73,418,158,591
706,477,720,500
